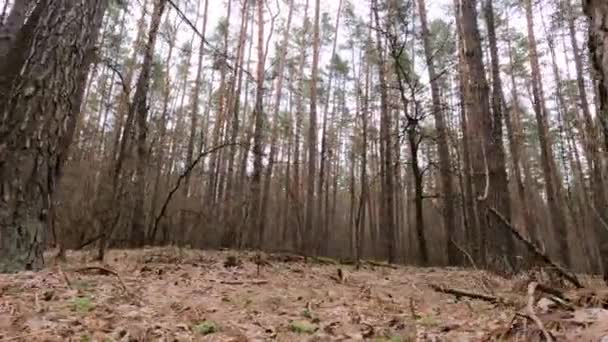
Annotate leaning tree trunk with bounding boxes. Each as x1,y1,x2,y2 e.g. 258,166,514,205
0,0,108,272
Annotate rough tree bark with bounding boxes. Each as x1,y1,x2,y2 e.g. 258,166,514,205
583,0,608,276
483,0,516,269
459,0,513,270
0,0,108,272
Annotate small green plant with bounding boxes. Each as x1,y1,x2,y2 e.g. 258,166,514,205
80,335,91,342
194,320,217,335
73,280,96,291
289,321,317,334
417,315,439,327
301,308,312,319
71,296,93,312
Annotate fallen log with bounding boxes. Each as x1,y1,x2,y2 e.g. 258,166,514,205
489,208,583,289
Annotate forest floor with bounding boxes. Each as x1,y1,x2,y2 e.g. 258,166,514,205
0,247,607,341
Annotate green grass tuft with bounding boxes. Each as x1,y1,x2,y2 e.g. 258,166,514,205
289,321,317,334
194,320,217,335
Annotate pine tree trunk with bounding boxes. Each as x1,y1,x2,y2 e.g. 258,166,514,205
250,0,266,249
130,0,167,248
459,0,513,271
259,0,294,244
304,0,320,256
524,0,571,267
417,0,457,265
583,0,608,277
0,0,108,272
182,0,209,223
483,0,516,269
372,0,397,264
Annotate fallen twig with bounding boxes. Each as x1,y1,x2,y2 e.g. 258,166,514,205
429,283,500,304
0,329,52,341
535,283,575,311
70,266,128,293
527,282,554,341
220,279,269,285
364,260,398,269
451,239,477,269
489,208,583,288
57,265,71,289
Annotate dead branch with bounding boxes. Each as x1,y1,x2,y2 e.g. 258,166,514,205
220,279,269,285
488,208,583,289
150,142,242,241
364,260,398,269
429,283,500,304
70,266,128,293
312,256,338,265
527,282,554,341
75,233,103,250
0,330,52,341
450,239,477,269
57,265,71,289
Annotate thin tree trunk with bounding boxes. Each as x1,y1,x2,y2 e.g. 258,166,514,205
372,0,397,264
304,0,320,256
250,0,266,249
417,0,457,265
524,0,571,267
259,0,294,242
